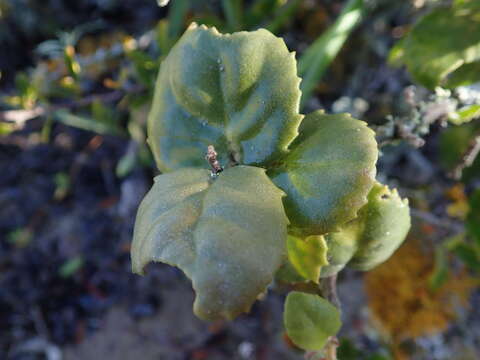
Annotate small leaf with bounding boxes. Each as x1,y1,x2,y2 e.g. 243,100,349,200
148,23,302,172
269,111,378,235
287,235,328,283
53,172,71,200
466,189,480,247
116,142,139,178
428,246,449,291
342,182,411,271
0,122,16,136
452,242,480,271
265,0,302,34
59,256,84,278
7,228,33,248
449,104,480,126
54,110,124,136
392,0,480,89
284,291,341,351
131,166,288,320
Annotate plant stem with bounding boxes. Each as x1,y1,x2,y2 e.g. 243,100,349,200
451,133,480,180
321,273,341,311
313,274,341,360
206,145,224,175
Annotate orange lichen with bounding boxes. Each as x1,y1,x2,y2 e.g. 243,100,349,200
364,238,477,345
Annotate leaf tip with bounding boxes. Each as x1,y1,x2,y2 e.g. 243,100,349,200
187,22,198,30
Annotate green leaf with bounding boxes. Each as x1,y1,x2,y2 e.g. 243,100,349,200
439,124,475,168
439,124,480,180
287,235,328,283
131,165,289,320
221,0,243,32
342,182,411,271
452,242,480,271
148,23,302,172
387,38,406,67
167,0,190,40
321,182,410,276
275,260,308,284
449,104,480,125
59,256,84,278
7,228,33,248
392,0,480,89
116,143,138,178
244,0,282,29
321,229,358,278
428,246,449,291
445,61,480,88
467,189,480,247
265,0,302,34
54,109,124,136
0,122,16,136
298,0,364,107
269,111,378,235
284,291,341,351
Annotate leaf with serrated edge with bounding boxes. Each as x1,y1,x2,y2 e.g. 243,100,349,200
131,166,288,320
334,182,411,271
148,23,302,172
269,111,378,236
287,235,328,283
284,291,341,351
321,182,411,276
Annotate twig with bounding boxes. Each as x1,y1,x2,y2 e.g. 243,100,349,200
205,145,223,176
0,107,46,126
321,274,341,311
451,134,480,180
0,85,144,126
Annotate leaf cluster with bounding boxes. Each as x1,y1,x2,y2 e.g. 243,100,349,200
131,23,411,352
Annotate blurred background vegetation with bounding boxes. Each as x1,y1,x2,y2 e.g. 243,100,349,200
1,0,479,359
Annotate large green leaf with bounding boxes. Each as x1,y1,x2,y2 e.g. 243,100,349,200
269,111,378,235
392,0,480,89
131,166,289,320
284,291,341,351
340,182,411,271
148,23,302,172
287,235,328,283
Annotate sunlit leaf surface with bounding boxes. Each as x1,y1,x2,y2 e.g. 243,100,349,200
131,166,288,320
148,23,302,172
